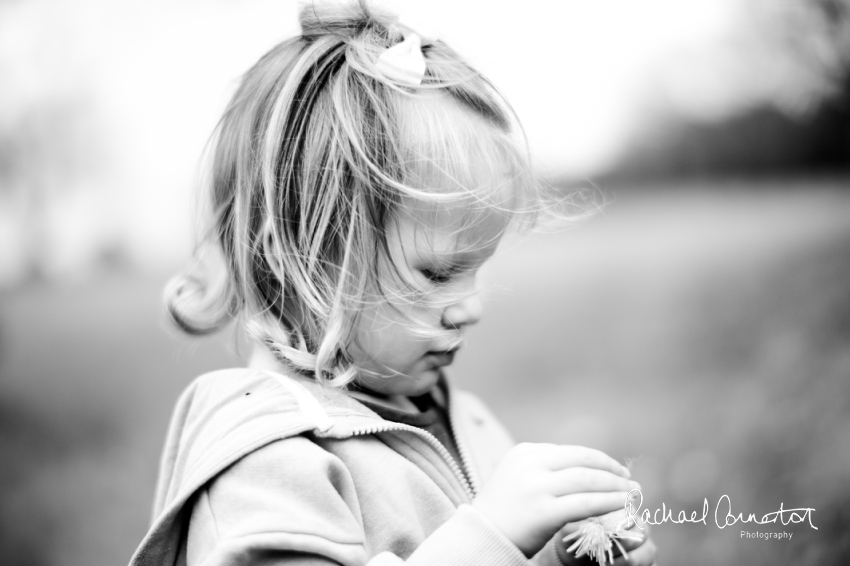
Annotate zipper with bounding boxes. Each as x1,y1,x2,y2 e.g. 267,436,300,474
344,420,477,501
266,368,478,500
446,390,481,495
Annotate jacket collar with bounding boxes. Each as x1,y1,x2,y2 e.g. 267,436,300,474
246,346,454,438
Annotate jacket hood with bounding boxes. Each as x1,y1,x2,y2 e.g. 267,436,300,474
134,367,394,566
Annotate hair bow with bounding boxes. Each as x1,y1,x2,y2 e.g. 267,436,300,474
376,32,426,86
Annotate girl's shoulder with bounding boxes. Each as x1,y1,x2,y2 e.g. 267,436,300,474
172,367,372,434
153,370,359,506
137,368,371,563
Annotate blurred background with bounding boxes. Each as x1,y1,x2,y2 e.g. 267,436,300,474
1,0,849,564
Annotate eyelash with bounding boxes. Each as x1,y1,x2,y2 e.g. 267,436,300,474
419,268,454,285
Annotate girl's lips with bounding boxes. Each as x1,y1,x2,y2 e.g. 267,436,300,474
425,349,457,367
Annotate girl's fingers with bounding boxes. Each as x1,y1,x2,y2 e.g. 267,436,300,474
545,467,639,497
542,446,630,478
553,491,632,524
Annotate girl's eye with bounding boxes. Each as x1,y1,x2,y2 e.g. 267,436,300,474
419,268,453,285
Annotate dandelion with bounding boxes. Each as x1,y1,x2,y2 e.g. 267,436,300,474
561,506,643,564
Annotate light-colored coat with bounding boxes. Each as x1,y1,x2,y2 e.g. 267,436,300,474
129,368,566,566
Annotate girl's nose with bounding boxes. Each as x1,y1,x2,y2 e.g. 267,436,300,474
441,293,483,329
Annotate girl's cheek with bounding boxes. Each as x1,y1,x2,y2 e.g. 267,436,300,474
397,298,444,328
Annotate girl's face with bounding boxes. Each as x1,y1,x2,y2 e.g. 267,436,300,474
349,205,506,396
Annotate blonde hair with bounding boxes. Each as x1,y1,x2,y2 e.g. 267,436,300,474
166,0,544,387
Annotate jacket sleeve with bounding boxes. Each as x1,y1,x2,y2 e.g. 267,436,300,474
186,435,545,566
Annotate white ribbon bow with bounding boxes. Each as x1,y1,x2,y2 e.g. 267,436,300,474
376,31,427,86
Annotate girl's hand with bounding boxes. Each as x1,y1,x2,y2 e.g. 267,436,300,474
555,522,657,565
471,443,637,557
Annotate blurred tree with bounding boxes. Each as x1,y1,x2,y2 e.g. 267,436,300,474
748,0,850,113
0,0,110,285
598,0,850,181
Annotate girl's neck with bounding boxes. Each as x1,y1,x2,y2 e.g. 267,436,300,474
248,345,310,381
248,346,421,413
346,388,420,413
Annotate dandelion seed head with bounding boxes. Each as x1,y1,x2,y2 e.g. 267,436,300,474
562,509,644,565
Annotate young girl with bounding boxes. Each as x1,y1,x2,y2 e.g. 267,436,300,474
131,2,657,565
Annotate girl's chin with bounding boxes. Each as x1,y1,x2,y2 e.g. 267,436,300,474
400,367,442,396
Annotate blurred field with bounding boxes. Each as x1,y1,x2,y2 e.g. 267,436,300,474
1,176,849,566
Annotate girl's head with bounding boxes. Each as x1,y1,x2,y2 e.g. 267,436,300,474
168,0,541,392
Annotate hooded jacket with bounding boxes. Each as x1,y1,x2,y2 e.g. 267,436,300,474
129,367,567,566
